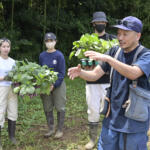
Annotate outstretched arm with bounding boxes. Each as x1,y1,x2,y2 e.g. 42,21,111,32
68,64,105,81
85,51,144,80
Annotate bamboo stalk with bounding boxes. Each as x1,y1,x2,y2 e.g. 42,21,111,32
42,0,47,51
11,0,14,34
56,0,61,36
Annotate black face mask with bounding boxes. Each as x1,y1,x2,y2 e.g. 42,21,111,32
94,24,106,33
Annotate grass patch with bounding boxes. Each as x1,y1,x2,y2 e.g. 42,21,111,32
1,77,150,150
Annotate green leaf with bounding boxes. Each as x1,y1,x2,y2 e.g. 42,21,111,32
26,86,35,94
69,33,119,59
13,86,20,94
8,59,58,98
20,86,27,95
69,51,75,60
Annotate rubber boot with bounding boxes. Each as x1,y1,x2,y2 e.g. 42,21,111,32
0,126,3,150
54,111,65,139
148,128,150,136
44,111,55,137
8,119,17,145
85,122,99,150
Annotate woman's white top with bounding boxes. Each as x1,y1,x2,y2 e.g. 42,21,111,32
0,56,15,86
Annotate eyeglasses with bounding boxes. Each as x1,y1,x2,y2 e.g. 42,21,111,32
116,20,132,28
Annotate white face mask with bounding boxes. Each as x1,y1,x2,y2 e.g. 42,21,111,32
45,41,56,49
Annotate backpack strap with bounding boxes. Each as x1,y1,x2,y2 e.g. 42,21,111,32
132,45,144,87
105,47,121,118
132,45,144,63
110,47,121,83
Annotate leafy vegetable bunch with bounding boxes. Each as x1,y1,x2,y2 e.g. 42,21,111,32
8,60,58,98
69,33,119,59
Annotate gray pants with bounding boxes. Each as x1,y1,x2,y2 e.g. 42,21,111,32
41,81,66,112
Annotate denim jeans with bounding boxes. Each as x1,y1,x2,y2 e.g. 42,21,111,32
97,125,148,150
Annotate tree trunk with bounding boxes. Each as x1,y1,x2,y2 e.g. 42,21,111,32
11,0,14,33
43,0,47,51
56,0,61,36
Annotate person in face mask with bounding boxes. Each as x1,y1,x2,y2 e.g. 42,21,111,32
39,32,66,139
92,11,116,40
45,39,56,51
84,12,116,150
94,23,106,33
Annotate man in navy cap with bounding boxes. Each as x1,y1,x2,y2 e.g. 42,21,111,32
84,11,116,149
68,16,150,150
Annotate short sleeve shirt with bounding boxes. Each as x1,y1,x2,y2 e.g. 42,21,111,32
101,45,150,133
0,56,15,86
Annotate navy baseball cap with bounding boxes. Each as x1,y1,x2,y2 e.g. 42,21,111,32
113,16,143,33
44,32,56,41
91,11,108,23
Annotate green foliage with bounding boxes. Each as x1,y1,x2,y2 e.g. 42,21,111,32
1,78,88,150
69,33,119,59
1,78,150,149
0,0,150,68
8,60,58,98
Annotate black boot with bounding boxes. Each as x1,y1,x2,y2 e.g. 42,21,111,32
85,122,99,150
0,126,2,150
8,119,17,145
54,111,65,139
44,111,55,137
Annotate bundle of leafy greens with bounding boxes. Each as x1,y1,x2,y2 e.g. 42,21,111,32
69,33,119,59
8,60,58,98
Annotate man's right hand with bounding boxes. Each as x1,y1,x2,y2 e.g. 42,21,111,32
68,64,81,80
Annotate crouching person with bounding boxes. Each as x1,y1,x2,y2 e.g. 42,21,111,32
39,32,66,139
0,38,18,149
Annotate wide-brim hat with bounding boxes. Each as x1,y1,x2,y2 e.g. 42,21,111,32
91,11,108,23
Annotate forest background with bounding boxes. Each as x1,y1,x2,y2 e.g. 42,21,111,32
1,1,150,149
0,0,150,68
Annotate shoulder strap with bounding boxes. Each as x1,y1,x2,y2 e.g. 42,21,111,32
132,45,144,87
132,45,144,64
109,45,144,86
110,47,121,83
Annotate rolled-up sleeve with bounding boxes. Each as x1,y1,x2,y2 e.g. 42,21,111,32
133,51,150,79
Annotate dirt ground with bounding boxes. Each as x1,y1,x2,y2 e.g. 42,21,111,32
27,116,90,150
27,117,150,150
